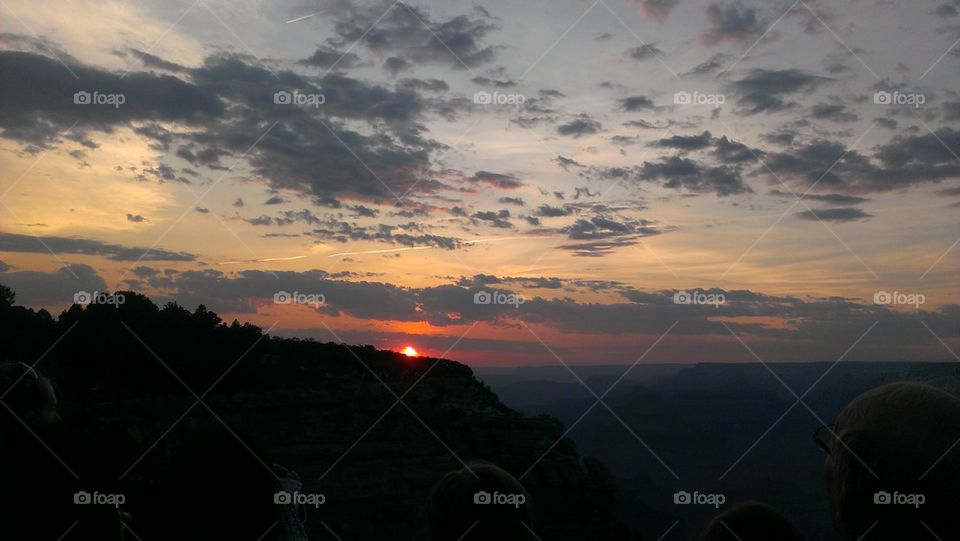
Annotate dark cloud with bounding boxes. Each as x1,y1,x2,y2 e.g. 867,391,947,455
640,156,752,196
770,190,869,205
761,130,960,193
498,196,526,206
618,96,656,111
0,264,107,306
471,209,513,229
0,50,224,149
729,69,829,114
535,204,574,217
627,44,664,61
382,56,411,75
466,171,523,189
557,115,602,137
702,1,765,44
795,207,872,222
396,78,449,93
125,213,146,223
810,101,859,123
651,130,713,150
0,232,195,261
325,1,500,70
685,53,731,76
298,46,362,70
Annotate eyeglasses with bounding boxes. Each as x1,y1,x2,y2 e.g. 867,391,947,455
813,423,837,455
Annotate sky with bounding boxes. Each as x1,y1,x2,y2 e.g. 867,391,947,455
1,0,958,366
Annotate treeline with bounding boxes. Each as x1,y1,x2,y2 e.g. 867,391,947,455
0,284,480,402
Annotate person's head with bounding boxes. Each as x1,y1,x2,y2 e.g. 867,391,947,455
694,501,805,541
0,361,60,431
822,382,960,540
428,462,534,541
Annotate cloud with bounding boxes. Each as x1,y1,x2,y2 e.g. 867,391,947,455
810,101,859,123
684,53,731,76
0,264,107,306
729,69,829,114
702,1,765,44
325,1,500,70
0,232,196,261
126,213,146,223
0,50,224,149
471,209,513,229
466,171,523,189
770,190,869,205
761,130,960,193
639,156,752,196
795,207,872,222
297,46,362,70
627,44,665,61
628,0,681,22
557,115,602,137
499,196,526,206
618,96,657,111
651,130,713,150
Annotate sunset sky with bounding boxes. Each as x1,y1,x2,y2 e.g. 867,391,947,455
1,0,958,365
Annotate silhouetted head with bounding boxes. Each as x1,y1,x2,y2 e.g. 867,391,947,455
694,501,805,541
0,361,60,433
428,462,534,541
824,382,960,540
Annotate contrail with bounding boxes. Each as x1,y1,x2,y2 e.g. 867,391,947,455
218,255,308,265
327,236,533,258
286,13,316,23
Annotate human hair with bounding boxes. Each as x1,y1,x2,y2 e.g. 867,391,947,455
825,382,960,540
427,462,534,541
694,501,805,541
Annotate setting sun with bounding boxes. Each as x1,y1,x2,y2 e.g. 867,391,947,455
401,346,419,357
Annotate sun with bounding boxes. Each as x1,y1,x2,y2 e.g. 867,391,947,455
401,346,419,357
